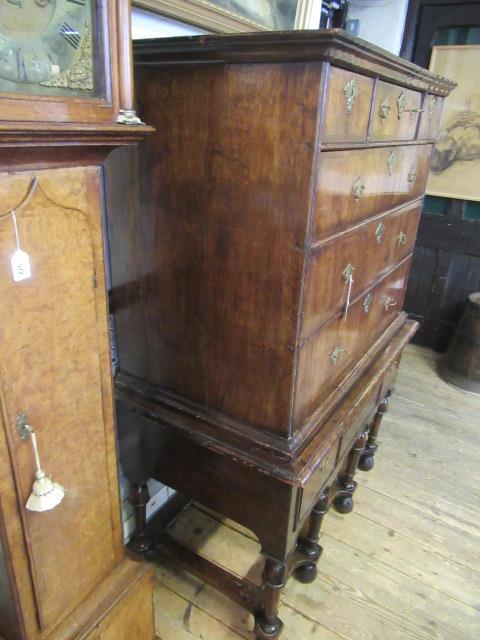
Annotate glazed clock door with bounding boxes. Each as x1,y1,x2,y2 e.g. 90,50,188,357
0,167,121,632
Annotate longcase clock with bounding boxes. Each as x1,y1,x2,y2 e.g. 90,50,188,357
0,2,155,639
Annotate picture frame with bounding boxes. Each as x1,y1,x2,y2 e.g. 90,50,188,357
426,45,480,202
133,0,318,32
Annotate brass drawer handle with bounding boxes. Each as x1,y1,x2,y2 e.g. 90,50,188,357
375,222,386,244
383,296,397,311
319,454,331,472
352,178,365,201
407,167,417,183
331,346,346,365
397,230,407,246
428,96,437,120
379,98,391,120
363,292,373,314
342,262,355,282
343,77,359,113
386,151,396,176
397,91,424,120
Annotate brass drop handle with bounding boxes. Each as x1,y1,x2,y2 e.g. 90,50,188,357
397,91,424,120
375,222,386,244
352,178,366,201
397,230,407,246
363,292,373,314
383,296,397,311
407,168,417,183
331,346,346,365
343,77,359,113
386,151,396,176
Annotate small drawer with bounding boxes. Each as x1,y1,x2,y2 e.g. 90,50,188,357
312,144,432,238
303,200,421,337
322,67,374,143
294,261,411,429
418,95,444,140
338,384,379,462
299,438,338,520
370,81,422,141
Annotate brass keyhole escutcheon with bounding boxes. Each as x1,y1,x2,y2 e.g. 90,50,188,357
352,178,365,201
397,230,407,246
342,262,355,282
428,96,437,120
331,346,346,365
379,98,391,120
407,167,417,183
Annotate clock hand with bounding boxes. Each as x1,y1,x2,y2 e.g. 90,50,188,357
6,0,24,7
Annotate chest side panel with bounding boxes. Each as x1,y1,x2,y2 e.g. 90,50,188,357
128,62,322,435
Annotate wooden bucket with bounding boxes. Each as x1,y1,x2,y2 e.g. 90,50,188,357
440,292,480,394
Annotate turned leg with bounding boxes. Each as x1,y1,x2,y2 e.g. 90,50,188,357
254,558,287,640
333,430,367,514
128,481,151,555
294,488,329,584
359,394,390,472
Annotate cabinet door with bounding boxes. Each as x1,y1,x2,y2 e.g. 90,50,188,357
0,168,121,634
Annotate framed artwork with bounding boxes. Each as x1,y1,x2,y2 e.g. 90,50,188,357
427,45,480,201
133,0,318,32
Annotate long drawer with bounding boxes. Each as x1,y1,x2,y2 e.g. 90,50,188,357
370,81,422,141
294,260,410,429
312,144,431,238
303,201,421,337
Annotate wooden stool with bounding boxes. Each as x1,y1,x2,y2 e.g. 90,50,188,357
440,292,480,394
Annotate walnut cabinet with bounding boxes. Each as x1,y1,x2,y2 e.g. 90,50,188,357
107,30,455,640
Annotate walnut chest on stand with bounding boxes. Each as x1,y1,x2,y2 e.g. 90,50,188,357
107,31,454,640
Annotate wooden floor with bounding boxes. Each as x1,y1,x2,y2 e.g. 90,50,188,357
151,345,480,640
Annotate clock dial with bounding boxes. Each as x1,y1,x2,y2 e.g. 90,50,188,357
0,0,102,97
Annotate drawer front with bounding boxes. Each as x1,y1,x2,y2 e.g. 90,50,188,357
299,437,338,520
303,201,421,337
313,144,432,238
370,81,422,141
418,95,444,140
294,261,410,428
322,67,374,143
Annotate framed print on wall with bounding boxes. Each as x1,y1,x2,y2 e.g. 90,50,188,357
133,0,319,32
427,45,480,202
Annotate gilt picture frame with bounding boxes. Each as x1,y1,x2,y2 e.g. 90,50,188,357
133,0,317,32
427,45,480,202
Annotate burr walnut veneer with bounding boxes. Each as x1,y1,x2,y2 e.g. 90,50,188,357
107,30,454,640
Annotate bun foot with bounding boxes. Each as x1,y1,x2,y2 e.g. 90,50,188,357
294,562,318,584
333,493,353,514
254,614,284,640
358,452,375,471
